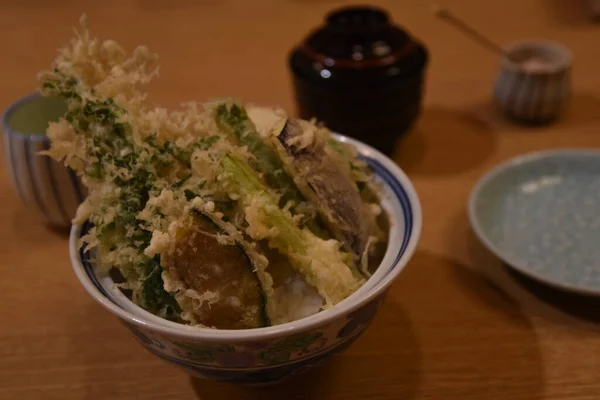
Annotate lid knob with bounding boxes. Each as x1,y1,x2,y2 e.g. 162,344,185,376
326,6,390,31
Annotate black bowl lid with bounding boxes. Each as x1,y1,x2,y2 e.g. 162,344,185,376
298,6,418,69
289,6,428,86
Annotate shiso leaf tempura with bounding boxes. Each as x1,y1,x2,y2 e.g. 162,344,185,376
39,16,389,329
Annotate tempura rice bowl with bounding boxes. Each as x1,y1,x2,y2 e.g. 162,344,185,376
69,135,421,385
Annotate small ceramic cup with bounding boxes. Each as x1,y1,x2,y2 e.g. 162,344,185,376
493,40,572,124
1,92,86,228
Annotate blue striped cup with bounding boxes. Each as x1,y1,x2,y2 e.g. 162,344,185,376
1,92,86,228
493,40,572,124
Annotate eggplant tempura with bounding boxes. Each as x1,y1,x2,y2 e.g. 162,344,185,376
40,17,389,329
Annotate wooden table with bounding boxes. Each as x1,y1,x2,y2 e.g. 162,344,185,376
1,1,600,399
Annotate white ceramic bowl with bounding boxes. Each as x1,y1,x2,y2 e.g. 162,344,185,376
69,134,422,385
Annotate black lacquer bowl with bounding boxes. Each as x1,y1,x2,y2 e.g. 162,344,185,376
289,6,429,154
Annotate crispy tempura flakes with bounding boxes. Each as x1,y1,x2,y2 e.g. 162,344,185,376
40,17,388,329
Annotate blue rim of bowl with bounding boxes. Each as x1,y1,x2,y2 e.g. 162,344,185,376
468,148,600,296
70,134,422,341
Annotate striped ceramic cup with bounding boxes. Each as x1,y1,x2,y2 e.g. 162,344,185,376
494,40,572,124
1,92,85,228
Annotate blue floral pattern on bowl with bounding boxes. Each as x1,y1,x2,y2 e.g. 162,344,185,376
122,293,386,384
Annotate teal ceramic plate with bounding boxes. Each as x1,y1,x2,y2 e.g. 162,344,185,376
468,149,600,295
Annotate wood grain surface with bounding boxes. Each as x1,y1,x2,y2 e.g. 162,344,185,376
1,1,600,399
